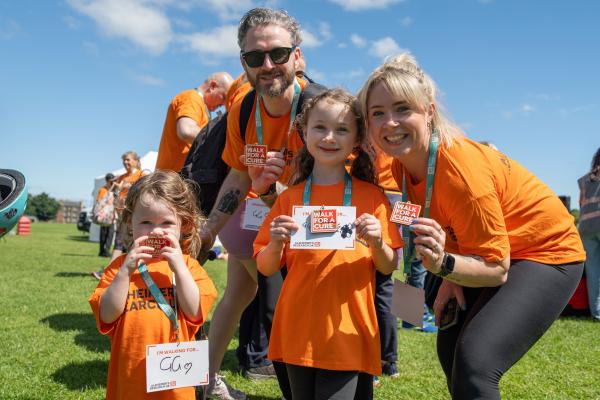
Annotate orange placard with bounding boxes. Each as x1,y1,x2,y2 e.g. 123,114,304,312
390,201,421,225
310,208,338,233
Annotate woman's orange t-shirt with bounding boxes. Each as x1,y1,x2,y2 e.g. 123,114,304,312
89,255,218,400
253,177,403,376
391,137,585,264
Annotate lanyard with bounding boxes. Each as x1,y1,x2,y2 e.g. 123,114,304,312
303,172,352,206
255,79,301,145
401,130,439,275
138,262,179,340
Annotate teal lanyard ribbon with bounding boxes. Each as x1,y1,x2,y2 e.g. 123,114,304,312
255,79,301,145
401,130,439,275
303,172,352,206
137,262,179,338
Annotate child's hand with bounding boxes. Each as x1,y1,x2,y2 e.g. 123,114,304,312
159,232,187,273
121,236,154,275
269,215,298,244
355,213,383,249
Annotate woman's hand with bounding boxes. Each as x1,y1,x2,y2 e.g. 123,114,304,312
433,280,466,326
355,213,383,248
121,236,153,275
410,217,446,273
269,215,299,244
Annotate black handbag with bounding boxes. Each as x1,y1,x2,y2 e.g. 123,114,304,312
424,271,443,309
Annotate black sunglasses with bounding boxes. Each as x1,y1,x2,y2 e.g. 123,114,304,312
241,46,296,68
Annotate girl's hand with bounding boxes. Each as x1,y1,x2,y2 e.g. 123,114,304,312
269,215,299,244
355,213,383,248
121,236,153,275
241,151,285,194
159,232,186,273
433,280,466,326
410,217,446,273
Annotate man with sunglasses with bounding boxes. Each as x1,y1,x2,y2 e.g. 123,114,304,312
200,8,307,400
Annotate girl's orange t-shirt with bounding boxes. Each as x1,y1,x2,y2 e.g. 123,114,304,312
253,177,403,376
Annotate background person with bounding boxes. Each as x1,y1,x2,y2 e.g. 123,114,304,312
578,147,600,321
358,52,585,399
155,72,233,172
97,172,116,257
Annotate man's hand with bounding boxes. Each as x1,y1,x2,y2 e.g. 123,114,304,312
240,150,285,194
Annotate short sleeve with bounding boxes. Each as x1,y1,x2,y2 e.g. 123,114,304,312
222,101,248,171
88,255,126,337
173,91,207,126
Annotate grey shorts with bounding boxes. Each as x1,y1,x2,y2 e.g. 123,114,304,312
218,200,259,259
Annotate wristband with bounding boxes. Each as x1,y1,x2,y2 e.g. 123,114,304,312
436,252,455,277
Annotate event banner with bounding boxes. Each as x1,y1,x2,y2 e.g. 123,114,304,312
146,340,209,393
290,205,356,250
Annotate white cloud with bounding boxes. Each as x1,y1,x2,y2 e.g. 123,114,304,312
328,0,403,11
400,16,412,27
132,73,165,86
67,0,173,55
0,19,21,40
350,33,367,48
307,68,326,82
520,103,535,114
301,22,332,48
199,0,256,21
173,18,194,30
179,25,239,59
369,37,403,60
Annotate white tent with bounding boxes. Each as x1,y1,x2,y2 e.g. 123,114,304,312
89,151,158,242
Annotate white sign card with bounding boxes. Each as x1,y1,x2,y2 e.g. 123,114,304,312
146,340,209,393
290,205,356,250
241,198,270,231
391,279,425,328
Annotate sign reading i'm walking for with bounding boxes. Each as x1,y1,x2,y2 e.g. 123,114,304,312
290,205,356,250
310,208,338,233
390,201,421,225
244,144,268,166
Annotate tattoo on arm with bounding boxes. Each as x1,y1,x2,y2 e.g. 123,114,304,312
217,189,241,215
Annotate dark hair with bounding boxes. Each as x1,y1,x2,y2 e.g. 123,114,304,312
119,170,204,256
238,8,301,49
591,147,600,179
291,88,376,186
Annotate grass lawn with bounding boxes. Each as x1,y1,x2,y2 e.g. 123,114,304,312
0,223,598,399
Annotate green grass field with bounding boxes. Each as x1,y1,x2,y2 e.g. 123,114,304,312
0,223,598,399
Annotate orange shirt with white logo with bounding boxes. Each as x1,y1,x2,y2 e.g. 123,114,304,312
222,80,308,185
253,177,402,376
391,137,585,264
156,90,209,172
89,254,217,400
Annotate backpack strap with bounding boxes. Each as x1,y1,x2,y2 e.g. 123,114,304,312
237,82,328,144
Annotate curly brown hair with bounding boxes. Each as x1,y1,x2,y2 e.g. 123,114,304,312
291,88,376,186
119,170,204,256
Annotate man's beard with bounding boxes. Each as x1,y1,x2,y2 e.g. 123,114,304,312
248,68,294,98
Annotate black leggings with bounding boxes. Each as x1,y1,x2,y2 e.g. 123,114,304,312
286,364,373,400
437,260,583,400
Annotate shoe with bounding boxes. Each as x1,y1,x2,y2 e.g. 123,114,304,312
382,362,400,378
373,375,381,387
91,271,102,280
420,321,438,333
207,375,247,400
244,363,276,380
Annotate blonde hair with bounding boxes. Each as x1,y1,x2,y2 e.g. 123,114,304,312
119,170,204,256
357,52,464,148
121,151,141,169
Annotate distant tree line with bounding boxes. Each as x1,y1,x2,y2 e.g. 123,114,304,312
25,193,60,221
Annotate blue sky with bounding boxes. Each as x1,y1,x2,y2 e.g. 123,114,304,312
1,0,598,209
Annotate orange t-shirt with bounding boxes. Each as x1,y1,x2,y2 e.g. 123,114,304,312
375,153,399,191
222,79,308,185
156,90,209,172
391,137,585,264
89,254,218,400
116,169,144,204
225,73,252,112
253,178,403,376
96,185,111,202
